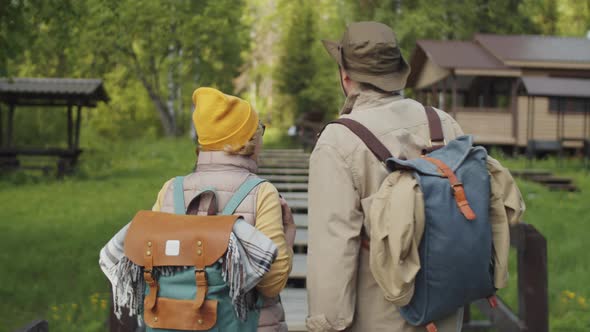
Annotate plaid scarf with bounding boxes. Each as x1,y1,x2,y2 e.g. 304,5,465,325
99,219,277,322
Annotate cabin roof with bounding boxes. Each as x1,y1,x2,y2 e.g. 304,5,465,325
520,76,590,99
475,34,590,65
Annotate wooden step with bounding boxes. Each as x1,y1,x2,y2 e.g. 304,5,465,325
264,175,309,183
282,192,308,201
260,154,310,160
258,168,309,175
262,149,305,154
275,183,308,192
510,169,551,178
260,160,309,168
281,288,308,332
294,228,308,247
289,254,307,280
286,200,308,211
293,214,308,228
546,183,579,192
529,176,573,185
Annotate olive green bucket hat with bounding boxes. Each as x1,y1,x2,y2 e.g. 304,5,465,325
322,21,410,92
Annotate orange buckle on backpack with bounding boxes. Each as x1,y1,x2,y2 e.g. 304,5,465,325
426,322,438,332
421,157,477,221
488,295,498,308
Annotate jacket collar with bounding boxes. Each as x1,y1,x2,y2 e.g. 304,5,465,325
339,88,403,115
196,151,258,173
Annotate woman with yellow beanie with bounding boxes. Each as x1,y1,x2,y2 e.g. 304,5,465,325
149,87,295,331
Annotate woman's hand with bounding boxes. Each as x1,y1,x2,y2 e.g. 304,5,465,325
279,196,296,249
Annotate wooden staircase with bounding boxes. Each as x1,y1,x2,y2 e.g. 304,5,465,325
259,149,310,332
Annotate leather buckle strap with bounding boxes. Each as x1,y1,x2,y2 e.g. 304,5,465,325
194,270,208,310
194,238,207,310
422,157,477,221
144,245,159,311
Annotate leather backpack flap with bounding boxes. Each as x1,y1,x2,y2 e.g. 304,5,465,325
144,297,218,330
124,210,238,267
123,210,239,331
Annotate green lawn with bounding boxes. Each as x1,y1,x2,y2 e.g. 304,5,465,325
1,139,589,331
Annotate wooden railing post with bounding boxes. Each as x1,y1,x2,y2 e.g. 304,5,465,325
465,223,549,332
517,224,549,332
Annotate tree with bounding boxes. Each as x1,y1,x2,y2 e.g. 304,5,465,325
276,0,318,115
79,0,249,136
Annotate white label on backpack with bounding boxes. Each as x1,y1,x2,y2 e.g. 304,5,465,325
165,240,180,256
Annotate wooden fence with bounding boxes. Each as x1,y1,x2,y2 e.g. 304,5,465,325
108,148,548,332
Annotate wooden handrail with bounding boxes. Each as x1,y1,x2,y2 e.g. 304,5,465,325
464,223,548,332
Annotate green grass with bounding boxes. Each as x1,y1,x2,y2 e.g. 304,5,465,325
1,141,589,331
494,156,590,331
0,138,199,331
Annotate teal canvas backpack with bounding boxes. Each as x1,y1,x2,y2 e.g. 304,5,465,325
124,177,267,332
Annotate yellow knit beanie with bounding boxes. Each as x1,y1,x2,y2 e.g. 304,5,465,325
192,87,259,152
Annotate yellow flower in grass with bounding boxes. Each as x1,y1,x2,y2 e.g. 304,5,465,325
562,290,576,300
71,303,78,310
100,299,108,310
578,296,587,308
51,305,59,312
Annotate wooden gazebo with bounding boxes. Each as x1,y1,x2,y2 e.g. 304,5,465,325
0,78,109,175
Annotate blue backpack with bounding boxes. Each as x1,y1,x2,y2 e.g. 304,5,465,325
125,176,267,332
330,106,495,329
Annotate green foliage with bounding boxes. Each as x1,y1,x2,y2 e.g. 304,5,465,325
276,0,319,117
350,0,540,59
3,0,250,140
272,0,344,125
4,0,589,143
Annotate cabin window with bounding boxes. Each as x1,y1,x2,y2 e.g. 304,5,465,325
460,77,513,109
549,98,589,113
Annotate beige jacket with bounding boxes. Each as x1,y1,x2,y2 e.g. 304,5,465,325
306,89,525,332
152,151,293,332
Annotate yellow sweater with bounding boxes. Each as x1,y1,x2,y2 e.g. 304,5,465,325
152,180,293,298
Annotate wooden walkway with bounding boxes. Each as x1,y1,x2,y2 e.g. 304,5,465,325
511,169,579,191
259,149,310,332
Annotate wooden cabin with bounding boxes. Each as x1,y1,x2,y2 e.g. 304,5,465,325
407,34,590,152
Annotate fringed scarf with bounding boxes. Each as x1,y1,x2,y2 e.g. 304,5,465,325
99,219,277,322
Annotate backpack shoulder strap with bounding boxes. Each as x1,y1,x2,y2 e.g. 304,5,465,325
328,118,392,163
173,176,220,215
424,106,445,144
173,176,186,215
222,177,268,215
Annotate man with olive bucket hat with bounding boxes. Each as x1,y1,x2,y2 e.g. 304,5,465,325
306,22,467,332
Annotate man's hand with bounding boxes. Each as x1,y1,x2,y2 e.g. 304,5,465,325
279,196,296,249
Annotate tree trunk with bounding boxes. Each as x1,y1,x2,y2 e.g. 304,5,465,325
128,48,178,136
136,68,177,136
150,87,176,136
